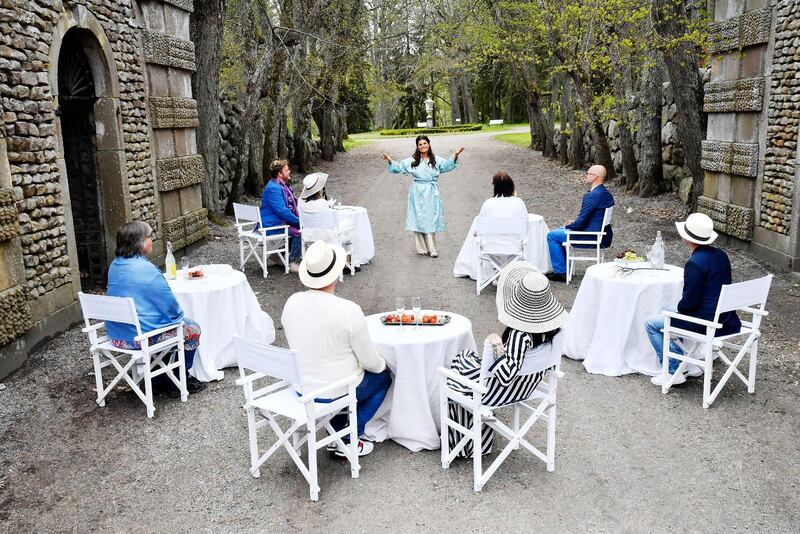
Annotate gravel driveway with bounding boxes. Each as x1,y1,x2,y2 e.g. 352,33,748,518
1,130,799,532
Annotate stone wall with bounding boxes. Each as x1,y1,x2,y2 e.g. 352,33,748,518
217,99,242,207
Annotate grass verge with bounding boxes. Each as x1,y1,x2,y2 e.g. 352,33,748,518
493,132,532,148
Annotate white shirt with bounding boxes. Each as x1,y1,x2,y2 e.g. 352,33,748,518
478,196,529,254
281,290,386,396
298,199,354,245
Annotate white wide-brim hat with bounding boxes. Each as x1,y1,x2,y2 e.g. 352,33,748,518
300,172,329,199
299,240,346,289
675,212,718,245
496,261,568,334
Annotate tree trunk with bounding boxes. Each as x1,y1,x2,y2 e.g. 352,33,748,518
559,77,569,165
638,49,664,197
653,0,705,209
448,74,461,124
335,105,347,152
460,75,476,123
244,117,264,196
190,0,226,214
568,74,615,178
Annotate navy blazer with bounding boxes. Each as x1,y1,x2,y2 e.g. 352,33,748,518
566,184,615,248
673,246,741,336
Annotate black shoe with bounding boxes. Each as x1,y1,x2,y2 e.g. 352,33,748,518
545,272,567,282
186,376,207,394
354,265,362,273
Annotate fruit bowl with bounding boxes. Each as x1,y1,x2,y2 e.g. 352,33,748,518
187,269,205,280
381,313,451,326
614,249,645,264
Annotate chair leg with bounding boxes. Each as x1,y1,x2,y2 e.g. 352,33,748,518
472,408,483,492
247,409,261,478
702,353,713,409
239,241,245,271
546,399,557,472
747,340,758,393
440,386,450,468
349,395,360,479
177,344,188,402
308,426,320,501
143,362,155,418
92,352,106,407
511,405,520,450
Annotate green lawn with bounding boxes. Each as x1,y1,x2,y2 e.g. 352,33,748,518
343,137,373,151
493,131,532,148
347,122,530,142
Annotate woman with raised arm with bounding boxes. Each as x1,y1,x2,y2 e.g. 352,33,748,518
383,135,464,257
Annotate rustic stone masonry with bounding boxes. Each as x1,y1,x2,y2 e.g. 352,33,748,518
162,0,194,11
708,7,772,53
0,187,19,241
703,77,765,113
156,155,205,192
698,195,755,241
162,208,209,251
149,96,199,129
760,0,799,235
700,141,759,177
0,285,31,346
141,30,196,72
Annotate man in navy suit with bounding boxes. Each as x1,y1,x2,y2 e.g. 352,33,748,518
645,212,742,386
546,165,615,282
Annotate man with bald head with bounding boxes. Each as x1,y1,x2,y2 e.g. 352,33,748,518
546,165,615,282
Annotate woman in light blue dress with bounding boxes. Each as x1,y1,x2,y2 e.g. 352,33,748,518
383,135,464,257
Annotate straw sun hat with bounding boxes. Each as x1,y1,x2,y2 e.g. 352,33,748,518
300,172,329,199
298,241,346,289
675,212,718,245
496,261,568,334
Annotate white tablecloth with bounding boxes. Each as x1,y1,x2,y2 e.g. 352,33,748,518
333,205,375,267
453,213,552,278
168,265,275,382
563,262,684,376
364,311,477,451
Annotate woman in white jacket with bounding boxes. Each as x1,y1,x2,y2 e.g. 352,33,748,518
477,172,528,282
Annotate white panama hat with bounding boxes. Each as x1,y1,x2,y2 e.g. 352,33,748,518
300,172,329,199
298,240,346,289
675,212,718,245
496,261,568,334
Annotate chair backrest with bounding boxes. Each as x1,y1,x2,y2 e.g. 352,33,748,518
233,203,262,229
299,209,339,231
479,332,563,383
474,216,528,238
78,292,142,334
714,274,773,317
234,335,304,386
602,206,614,228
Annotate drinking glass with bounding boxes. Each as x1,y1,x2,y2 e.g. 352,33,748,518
395,298,405,324
411,297,421,327
181,256,189,278
645,245,653,267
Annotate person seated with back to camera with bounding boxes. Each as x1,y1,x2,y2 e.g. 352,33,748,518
546,164,614,282
478,171,528,285
644,212,742,386
281,240,391,457
447,261,568,458
298,172,360,271
105,221,207,395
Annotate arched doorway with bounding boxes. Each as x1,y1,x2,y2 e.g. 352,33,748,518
57,30,107,292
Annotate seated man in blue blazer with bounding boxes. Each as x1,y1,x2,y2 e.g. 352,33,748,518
260,159,302,272
546,165,615,282
645,212,741,386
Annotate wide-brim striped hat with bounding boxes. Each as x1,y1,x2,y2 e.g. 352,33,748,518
496,261,568,333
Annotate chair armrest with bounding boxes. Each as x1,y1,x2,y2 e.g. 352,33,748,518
298,373,361,403
437,366,488,395
565,230,605,235
235,372,267,386
259,224,290,234
82,322,105,333
663,311,722,330
739,306,769,317
134,323,182,342
236,221,258,231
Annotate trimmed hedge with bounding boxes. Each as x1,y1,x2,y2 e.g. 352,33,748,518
379,124,483,136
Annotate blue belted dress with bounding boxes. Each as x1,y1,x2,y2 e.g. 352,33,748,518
386,156,459,233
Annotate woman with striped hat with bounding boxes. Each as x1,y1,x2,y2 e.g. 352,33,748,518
446,261,568,458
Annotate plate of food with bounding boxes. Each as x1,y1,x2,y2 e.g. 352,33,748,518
187,268,206,280
614,249,645,264
381,313,451,326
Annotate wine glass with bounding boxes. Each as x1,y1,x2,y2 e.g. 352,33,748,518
181,256,189,278
395,298,405,325
645,245,653,267
411,297,421,328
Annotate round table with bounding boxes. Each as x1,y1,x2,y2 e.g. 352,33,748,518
333,205,375,267
562,262,683,376
364,310,477,451
168,265,275,382
453,213,552,278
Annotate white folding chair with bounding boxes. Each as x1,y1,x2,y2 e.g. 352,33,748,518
233,202,290,278
563,206,613,284
78,292,188,419
474,215,528,295
659,274,773,408
233,336,361,501
438,333,565,491
299,210,356,278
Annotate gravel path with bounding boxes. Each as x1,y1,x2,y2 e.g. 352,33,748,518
1,131,799,532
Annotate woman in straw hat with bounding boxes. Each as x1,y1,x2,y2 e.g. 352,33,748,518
298,172,358,270
447,261,568,458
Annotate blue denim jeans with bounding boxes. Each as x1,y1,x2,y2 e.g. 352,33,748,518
645,314,684,374
547,227,568,274
289,236,302,262
330,369,392,438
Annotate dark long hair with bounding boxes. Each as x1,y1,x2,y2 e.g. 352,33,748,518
502,327,560,348
410,135,437,169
